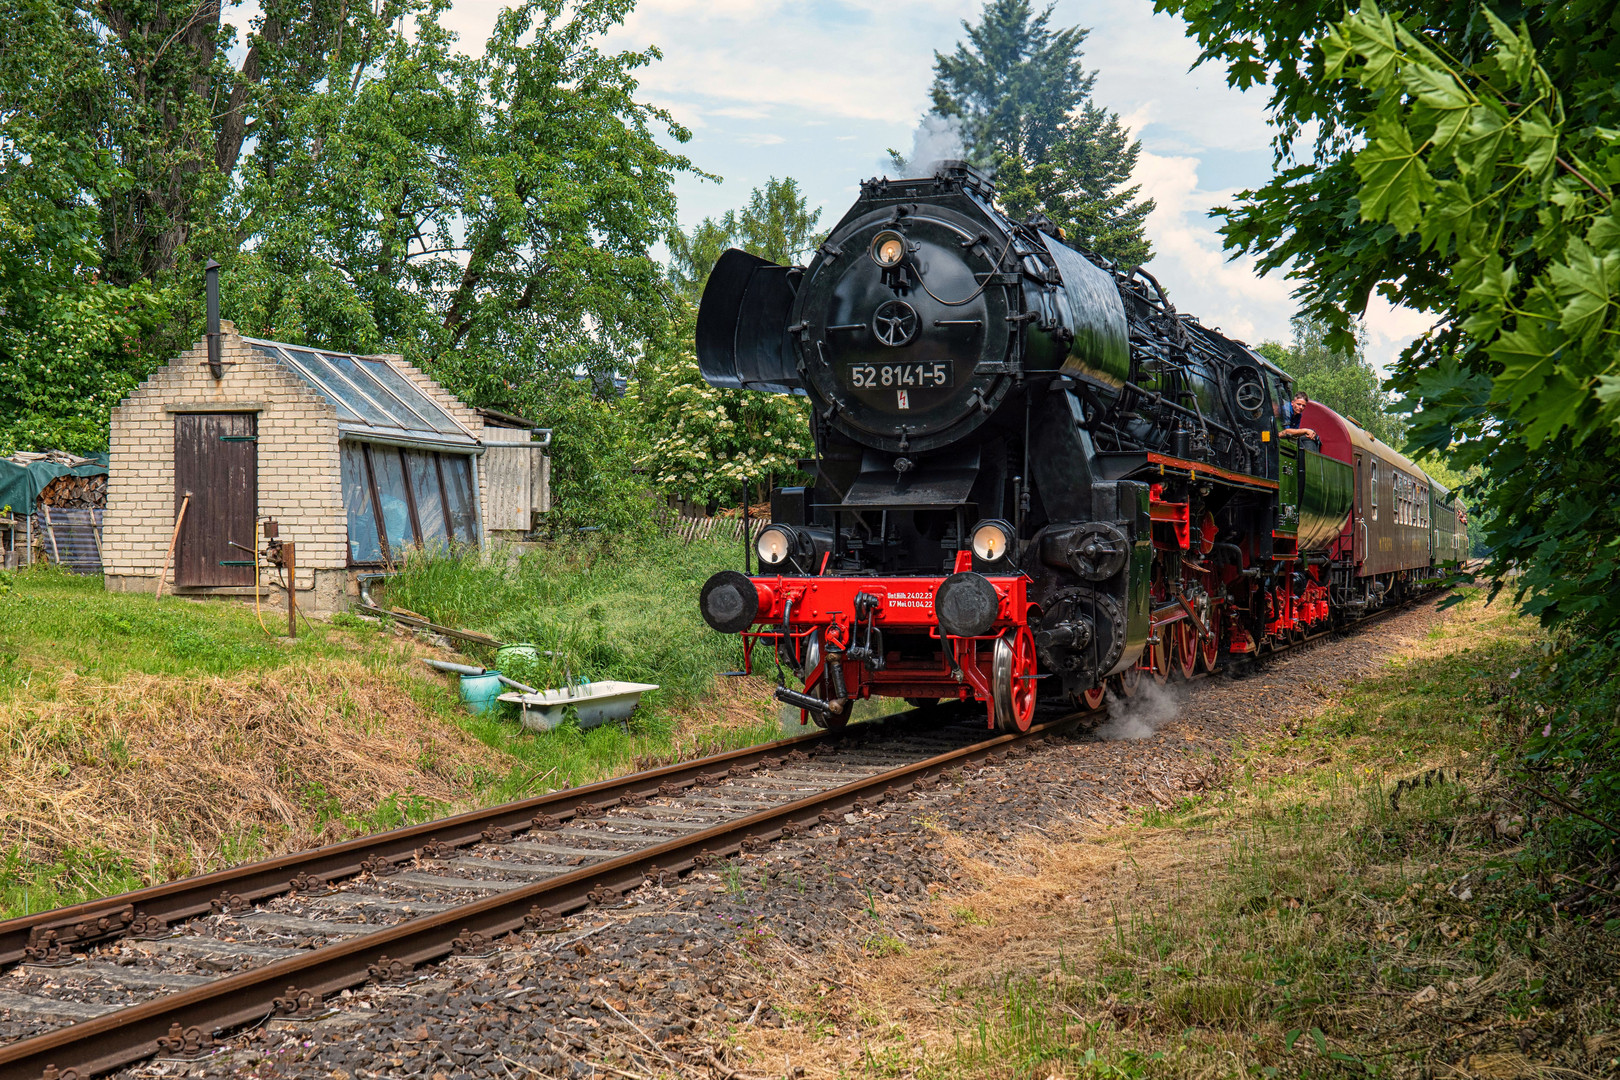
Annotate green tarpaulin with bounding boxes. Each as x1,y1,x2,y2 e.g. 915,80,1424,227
0,454,108,516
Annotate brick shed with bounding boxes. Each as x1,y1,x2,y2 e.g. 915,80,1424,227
104,322,547,611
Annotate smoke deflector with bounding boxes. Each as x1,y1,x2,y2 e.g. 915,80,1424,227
696,249,802,394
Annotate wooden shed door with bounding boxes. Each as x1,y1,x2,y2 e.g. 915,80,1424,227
175,413,258,587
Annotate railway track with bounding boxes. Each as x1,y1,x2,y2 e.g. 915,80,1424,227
0,591,1443,1080
0,707,1081,1080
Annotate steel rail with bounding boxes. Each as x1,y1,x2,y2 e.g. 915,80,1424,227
0,719,1065,1080
0,724,848,969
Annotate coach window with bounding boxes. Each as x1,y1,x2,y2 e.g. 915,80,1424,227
1371,461,1379,521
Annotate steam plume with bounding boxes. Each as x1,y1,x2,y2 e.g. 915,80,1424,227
1096,680,1184,741
889,112,967,177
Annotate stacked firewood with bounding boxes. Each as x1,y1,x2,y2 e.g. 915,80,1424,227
39,473,107,510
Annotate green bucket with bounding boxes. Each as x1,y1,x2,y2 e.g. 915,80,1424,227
459,672,506,714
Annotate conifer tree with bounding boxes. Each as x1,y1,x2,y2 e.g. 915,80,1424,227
929,0,1153,265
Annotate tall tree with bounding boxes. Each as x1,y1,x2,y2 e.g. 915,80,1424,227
928,0,1154,264
666,177,825,300
1256,317,1405,446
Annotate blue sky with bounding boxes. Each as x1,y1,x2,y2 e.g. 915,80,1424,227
270,0,1433,371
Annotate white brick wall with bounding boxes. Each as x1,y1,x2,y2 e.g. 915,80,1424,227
107,327,492,585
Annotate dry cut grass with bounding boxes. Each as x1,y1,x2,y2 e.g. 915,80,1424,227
1,661,507,904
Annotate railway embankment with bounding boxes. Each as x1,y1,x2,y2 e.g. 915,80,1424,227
0,536,778,920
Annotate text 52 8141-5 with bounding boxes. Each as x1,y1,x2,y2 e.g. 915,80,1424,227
847,362,953,389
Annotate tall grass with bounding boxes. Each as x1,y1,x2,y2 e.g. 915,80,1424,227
378,532,755,707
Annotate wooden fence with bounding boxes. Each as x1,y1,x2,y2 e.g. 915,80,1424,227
658,509,757,545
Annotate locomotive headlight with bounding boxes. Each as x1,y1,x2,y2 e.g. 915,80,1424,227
870,230,906,268
970,519,1015,563
756,524,796,567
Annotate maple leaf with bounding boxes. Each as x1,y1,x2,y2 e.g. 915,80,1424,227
1488,321,1560,414
1353,123,1435,234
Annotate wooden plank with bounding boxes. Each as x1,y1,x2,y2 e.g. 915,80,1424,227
483,444,530,531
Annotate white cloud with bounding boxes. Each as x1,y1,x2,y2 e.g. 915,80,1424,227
1362,294,1438,379
1129,151,1296,347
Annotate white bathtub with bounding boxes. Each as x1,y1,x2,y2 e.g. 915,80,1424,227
498,681,659,732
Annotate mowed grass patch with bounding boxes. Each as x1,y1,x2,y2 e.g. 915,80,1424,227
738,595,1620,1079
0,564,357,697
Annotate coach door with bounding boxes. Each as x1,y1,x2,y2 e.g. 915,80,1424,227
174,412,258,587
1352,452,1367,564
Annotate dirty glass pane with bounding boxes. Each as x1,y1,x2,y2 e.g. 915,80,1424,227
442,454,477,543
260,346,364,423
286,348,406,428
342,444,383,563
357,357,463,434
370,447,416,553
405,450,448,547
316,350,428,428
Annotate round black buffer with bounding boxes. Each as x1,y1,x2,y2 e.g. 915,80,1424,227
934,572,1000,638
700,571,761,634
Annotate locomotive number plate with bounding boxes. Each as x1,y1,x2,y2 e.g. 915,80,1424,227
847,362,953,389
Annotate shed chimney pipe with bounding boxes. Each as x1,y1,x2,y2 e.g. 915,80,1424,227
205,259,222,379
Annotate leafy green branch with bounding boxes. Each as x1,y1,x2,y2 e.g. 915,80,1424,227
1324,2,1620,454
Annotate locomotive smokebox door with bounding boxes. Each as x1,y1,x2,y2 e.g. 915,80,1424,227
697,249,802,394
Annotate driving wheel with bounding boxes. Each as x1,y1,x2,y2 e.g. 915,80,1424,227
992,626,1038,733
1174,621,1197,680
1198,620,1221,672
1081,684,1106,710
1149,634,1171,685
1113,664,1141,699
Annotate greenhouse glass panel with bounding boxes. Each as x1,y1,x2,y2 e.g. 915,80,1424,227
315,350,429,429
256,345,364,423
341,443,383,563
405,450,448,546
357,358,463,434
442,454,477,542
370,447,416,553
286,349,405,428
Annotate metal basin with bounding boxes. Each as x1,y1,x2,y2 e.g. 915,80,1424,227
497,681,659,732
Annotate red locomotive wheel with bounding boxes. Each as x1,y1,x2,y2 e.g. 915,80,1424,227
1081,684,1106,710
1114,664,1141,698
1198,622,1220,673
1174,621,1197,680
992,626,1038,732
1149,635,1171,685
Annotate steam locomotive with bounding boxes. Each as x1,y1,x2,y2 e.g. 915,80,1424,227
697,162,1466,731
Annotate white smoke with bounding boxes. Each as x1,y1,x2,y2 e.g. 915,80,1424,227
889,112,967,177
1096,679,1184,741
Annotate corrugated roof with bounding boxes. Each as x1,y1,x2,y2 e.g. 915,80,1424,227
245,339,477,449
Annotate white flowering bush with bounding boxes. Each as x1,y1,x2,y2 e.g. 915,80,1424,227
632,305,812,502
